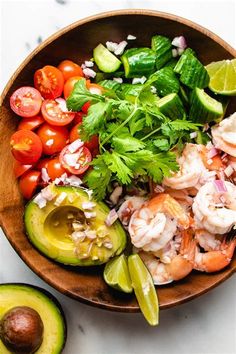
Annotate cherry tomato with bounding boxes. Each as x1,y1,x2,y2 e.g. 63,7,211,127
10,130,43,164
81,101,91,114
69,123,99,151
10,87,42,118
59,143,92,175
73,112,85,125
47,157,67,180
35,157,51,171
87,82,104,95
17,114,44,131
41,98,75,126
19,170,41,199
58,60,84,81
34,65,64,99
37,123,69,155
63,76,83,99
13,161,32,178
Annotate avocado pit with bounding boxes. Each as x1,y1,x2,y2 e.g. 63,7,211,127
0,306,44,354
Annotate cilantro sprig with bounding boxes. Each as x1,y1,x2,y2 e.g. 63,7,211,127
67,79,201,200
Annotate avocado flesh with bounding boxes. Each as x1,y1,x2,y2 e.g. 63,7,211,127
24,185,126,266
0,284,66,354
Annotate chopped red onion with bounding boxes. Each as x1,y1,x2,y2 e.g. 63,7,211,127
41,167,50,183
207,147,218,159
114,41,128,56
132,76,147,85
213,180,227,193
34,193,47,209
109,186,123,205
154,185,165,193
65,175,83,187
41,185,57,201
84,211,96,219
221,153,228,160
172,36,187,49
177,48,185,55
55,98,68,112
82,201,96,210
64,152,81,167
224,165,234,177
172,48,178,58
83,68,96,78
127,34,136,40
54,192,67,206
113,77,123,83
68,139,84,153
84,60,94,67
105,209,119,226
106,41,119,52
190,131,197,139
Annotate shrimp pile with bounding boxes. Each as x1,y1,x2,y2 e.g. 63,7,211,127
117,113,236,285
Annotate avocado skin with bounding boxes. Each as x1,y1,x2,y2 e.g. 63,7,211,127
24,186,127,266
0,284,67,354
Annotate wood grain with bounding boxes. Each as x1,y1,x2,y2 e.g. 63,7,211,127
0,10,235,312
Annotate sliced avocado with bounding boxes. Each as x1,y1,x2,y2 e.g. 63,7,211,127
0,284,66,354
24,185,126,266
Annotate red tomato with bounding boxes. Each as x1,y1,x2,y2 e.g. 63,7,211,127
13,161,32,178
19,170,41,199
73,112,84,125
10,130,42,164
81,101,91,114
10,87,42,118
63,76,83,99
17,115,44,131
58,60,84,81
37,123,69,155
47,157,67,180
41,98,75,126
87,83,104,95
69,123,99,151
35,157,51,171
34,65,64,99
59,143,92,175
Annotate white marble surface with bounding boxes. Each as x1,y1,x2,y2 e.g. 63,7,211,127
0,1,236,353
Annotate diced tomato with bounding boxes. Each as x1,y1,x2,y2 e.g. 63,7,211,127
13,161,32,178
59,142,92,175
63,76,83,99
37,123,69,155
10,130,42,164
17,115,44,131
47,157,67,180
58,60,84,81
34,65,64,99
35,158,51,171
69,123,99,151
81,101,91,114
41,98,75,126
73,112,85,125
10,87,42,118
19,170,41,199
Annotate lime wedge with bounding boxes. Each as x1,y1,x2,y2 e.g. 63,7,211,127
128,254,159,326
206,59,236,96
104,254,133,293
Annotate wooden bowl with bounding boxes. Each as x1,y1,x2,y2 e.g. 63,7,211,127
0,10,235,312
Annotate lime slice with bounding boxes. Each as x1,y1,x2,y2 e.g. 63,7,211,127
206,59,236,96
128,254,159,326
104,254,133,293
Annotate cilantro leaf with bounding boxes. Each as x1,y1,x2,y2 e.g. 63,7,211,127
83,156,111,200
112,135,146,153
153,138,170,151
169,120,201,131
103,151,133,184
144,152,179,183
66,79,103,111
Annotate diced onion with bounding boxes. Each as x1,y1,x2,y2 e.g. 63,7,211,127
82,201,96,210
55,98,68,112
109,186,123,205
68,139,84,153
190,131,197,139
172,36,187,49
113,77,123,83
132,76,147,85
34,194,47,209
105,209,118,226
54,192,67,206
106,41,119,52
84,60,94,67
224,165,234,177
83,68,96,78
172,49,178,58
213,180,227,193
207,147,218,159
114,41,128,56
41,167,50,183
127,34,136,40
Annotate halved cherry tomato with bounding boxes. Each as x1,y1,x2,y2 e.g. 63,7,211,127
73,112,84,125
17,114,44,131
81,101,91,114
10,130,43,164
59,143,92,175
37,123,69,155
69,123,99,151
34,65,64,99
41,98,75,126
13,161,32,178
63,76,83,99
47,157,67,180
19,170,41,199
58,60,84,81
87,82,104,95
10,87,42,118
35,157,51,171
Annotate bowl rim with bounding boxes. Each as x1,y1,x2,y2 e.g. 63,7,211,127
0,9,236,312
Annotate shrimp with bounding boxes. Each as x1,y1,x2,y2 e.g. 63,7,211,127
163,143,216,190
194,229,236,273
117,196,146,227
212,112,236,157
139,230,196,285
128,193,190,252
192,181,236,234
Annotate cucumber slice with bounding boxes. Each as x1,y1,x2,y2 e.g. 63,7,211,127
99,80,121,91
189,88,223,123
119,84,144,102
151,35,172,70
165,58,178,69
93,44,121,73
121,48,156,78
174,48,209,88
157,93,186,120
149,67,180,97
179,86,190,107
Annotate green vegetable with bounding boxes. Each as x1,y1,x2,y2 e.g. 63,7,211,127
151,35,172,70
93,44,121,73
121,48,156,78
99,79,121,91
157,93,186,120
119,84,144,103
148,67,180,97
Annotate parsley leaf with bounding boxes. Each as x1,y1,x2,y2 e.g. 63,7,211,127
66,79,104,111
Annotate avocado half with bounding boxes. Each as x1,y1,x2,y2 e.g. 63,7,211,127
0,283,66,354
24,185,126,266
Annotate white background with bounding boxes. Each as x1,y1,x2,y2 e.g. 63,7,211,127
0,1,236,353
